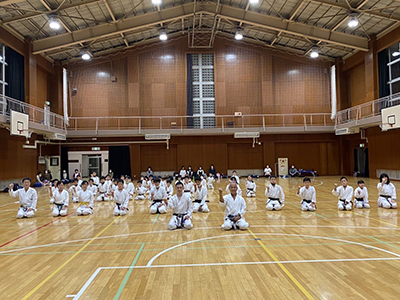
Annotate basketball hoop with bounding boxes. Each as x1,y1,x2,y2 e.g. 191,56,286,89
18,129,32,138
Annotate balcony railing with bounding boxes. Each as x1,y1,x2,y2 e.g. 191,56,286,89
68,113,334,132
335,92,400,127
0,94,66,131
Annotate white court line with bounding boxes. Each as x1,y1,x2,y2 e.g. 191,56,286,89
146,232,400,266
71,257,400,300
66,295,75,298
2,224,400,254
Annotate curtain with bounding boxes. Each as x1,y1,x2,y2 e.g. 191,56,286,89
5,46,25,102
109,146,131,178
61,146,69,180
378,50,389,99
186,54,193,128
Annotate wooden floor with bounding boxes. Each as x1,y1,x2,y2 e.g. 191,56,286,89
1,176,400,300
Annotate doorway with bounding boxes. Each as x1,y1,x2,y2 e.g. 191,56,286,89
354,147,369,177
82,155,102,178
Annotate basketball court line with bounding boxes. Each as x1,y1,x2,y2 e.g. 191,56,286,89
2,224,400,255
21,216,121,300
354,212,398,228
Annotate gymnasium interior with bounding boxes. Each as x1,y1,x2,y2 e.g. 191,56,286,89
1,0,400,299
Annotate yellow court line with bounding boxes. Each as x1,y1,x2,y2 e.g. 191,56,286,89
247,228,315,300
22,216,121,300
353,212,399,228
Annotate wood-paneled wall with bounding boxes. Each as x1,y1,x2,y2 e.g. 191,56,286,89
0,128,38,181
69,36,331,126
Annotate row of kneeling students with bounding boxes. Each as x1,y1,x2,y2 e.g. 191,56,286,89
8,173,397,231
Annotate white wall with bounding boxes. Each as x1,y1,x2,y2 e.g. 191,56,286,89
68,151,109,178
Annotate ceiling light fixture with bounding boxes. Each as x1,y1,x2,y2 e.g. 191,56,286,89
310,47,319,58
81,50,93,61
348,13,359,28
49,16,61,30
159,29,168,41
152,0,162,5
249,0,259,4
235,28,243,40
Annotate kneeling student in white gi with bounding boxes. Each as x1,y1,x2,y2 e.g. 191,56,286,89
297,177,316,211
219,184,249,230
112,180,129,216
207,173,215,189
167,181,193,230
150,178,167,214
183,176,194,198
332,176,353,211
49,181,69,217
69,179,81,203
49,179,58,203
193,177,209,213
135,180,146,200
76,181,94,216
377,173,397,209
165,180,173,200
354,180,370,209
97,176,109,201
9,178,37,219
125,176,135,200
246,175,256,197
88,179,97,197
265,176,285,211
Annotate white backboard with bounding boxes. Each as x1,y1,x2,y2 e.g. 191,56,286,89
10,110,29,137
381,105,400,131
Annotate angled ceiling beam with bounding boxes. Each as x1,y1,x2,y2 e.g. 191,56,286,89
309,0,400,22
1,0,102,24
33,3,196,54
32,2,369,54
211,3,368,51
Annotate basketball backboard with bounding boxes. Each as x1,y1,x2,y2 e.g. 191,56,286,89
10,110,30,137
381,105,400,131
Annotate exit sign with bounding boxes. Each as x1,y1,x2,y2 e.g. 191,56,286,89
92,147,101,151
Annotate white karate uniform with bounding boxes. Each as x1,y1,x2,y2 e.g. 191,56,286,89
219,193,248,230
88,185,97,197
113,189,129,216
167,193,193,230
52,189,69,217
265,184,285,211
193,185,209,213
69,184,81,203
50,186,57,203
264,167,272,176
105,180,112,196
332,185,353,210
150,186,167,214
184,182,194,197
165,185,174,200
246,180,256,197
97,182,110,201
226,183,243,196
207,176,215,189
135,186,146,200
179,169,187,178
232,175,240,185
76,190,94,216
377,183,397,209
297,186,316,211
126,182,135,199
92,176,100,186
10,187,37,219
201,178,207,187
354,187,370,209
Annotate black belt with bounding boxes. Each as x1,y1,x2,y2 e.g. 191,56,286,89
339,199,346,202
184,190,190,192
173,213,187,217
55,203,64,209
152,199,163,202
194,200,202,203
380,195,391,198
138,193,144,196
302,199,312,204
247,188,254,191
355,197,364,201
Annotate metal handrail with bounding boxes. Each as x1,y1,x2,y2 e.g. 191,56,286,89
335,92,400,127
68,113,334,131
0,94,66,130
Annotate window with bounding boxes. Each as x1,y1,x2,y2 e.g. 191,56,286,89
191,53,215,128
388,43,400,95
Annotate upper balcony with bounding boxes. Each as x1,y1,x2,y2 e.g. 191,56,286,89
67,113,335,137
0,95,67,137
